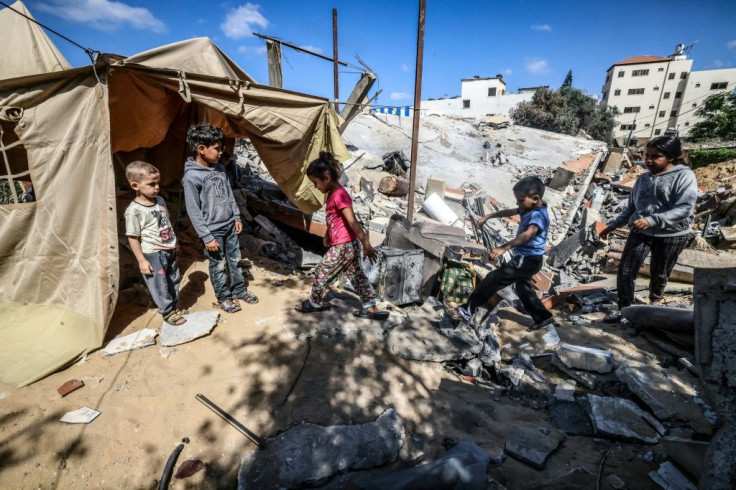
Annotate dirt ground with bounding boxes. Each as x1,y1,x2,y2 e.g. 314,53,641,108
0,250,709,489
693,158,736,192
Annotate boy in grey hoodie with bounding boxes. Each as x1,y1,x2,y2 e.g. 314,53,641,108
600,135,697,321
182,123,258,313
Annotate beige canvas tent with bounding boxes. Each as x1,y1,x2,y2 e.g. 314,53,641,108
0,1,349,387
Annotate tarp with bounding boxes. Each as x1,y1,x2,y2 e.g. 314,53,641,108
0,3,348,387
0,1,70,78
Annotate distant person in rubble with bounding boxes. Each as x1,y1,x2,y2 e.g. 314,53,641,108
452,176,556,330
295,151,389,321
124,161,186,326
599,135,697,322
182,122,259,314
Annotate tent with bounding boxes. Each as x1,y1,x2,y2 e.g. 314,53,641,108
0,1,349,387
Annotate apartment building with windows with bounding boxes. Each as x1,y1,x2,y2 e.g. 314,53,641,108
422,75,537,118
601,45,736,144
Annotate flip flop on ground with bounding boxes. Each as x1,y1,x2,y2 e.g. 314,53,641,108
163,310,187,325
352,309,389,321
295,299,331,313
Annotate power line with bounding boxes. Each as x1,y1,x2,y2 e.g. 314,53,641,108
0,1,98,62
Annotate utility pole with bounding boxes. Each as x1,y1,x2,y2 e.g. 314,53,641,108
332,9,339,112
407,0,426,222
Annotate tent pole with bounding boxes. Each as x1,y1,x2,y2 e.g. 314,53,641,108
333,9,339,112
407,0,426,222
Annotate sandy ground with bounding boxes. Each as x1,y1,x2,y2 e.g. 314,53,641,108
0,247,710,489
693,158,736,192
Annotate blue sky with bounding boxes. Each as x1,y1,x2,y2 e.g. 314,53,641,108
15,0,736,106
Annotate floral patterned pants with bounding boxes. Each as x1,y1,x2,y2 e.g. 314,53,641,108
309,240,376,309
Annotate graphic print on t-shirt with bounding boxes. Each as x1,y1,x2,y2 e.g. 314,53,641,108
152,202,174,244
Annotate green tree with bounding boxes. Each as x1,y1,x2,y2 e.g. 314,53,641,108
510,87,618,143
687,91,736,142
561,70,573,89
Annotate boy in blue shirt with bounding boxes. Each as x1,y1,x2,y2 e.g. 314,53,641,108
454,176,554,329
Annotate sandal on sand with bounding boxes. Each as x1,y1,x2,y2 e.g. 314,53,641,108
215,298,242,313
353,309,390,321
163,311,187,326
295,299,331,313
234,291,259,304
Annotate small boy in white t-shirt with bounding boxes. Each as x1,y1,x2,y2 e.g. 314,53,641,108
124,161,186,325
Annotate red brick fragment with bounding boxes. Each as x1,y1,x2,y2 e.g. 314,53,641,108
57,379,84,397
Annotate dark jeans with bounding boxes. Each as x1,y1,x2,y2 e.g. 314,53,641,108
141,250,181,316
617,232,689,308
204,223,245,302
467,254,552,324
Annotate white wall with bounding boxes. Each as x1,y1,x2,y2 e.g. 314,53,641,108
422,92,533,118
676,68,736,136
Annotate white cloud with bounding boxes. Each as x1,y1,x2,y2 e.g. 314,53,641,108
712,59,732,68
728,40,736,50
402,63,411,72
299,45,323,54
238,45,267,54
525,57,549,74
530,24,552,32
221,3,268,39
390,92,411,101
36,0,166,32
504,68,513,76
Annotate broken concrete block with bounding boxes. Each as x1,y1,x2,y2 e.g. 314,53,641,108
103,328,157,356
57,379,84,397
504,427,565,469
549,395,594,437
587,394,665,444
548,165,575,191
615,364,677,420
556,343,615,373
550,352,597,389
238,409,404,489
547,228,587,268
60,407,100,424
606,474,627,490
359,440,489,490
160,311,220,347
649,461,696,490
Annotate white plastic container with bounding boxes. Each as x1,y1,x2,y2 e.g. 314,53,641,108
422,193,461,227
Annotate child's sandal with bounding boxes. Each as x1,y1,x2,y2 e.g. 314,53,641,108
164,311,187,326
295,299,331,313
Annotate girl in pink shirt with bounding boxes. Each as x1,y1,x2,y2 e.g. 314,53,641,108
296,152,388,321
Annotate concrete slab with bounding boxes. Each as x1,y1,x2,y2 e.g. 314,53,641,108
504,427,565,469
587,394,665,444
103,328,157,356
160,311,220,347
615,364,678,420
60,407,100,424
556,343,615,373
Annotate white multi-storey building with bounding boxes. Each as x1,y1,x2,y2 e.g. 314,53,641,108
421,75,539,118
601,45,736,144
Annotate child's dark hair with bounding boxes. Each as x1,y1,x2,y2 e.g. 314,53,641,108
646,135,682,163
186,122,225,151
513,176,545,198
306,152,341,181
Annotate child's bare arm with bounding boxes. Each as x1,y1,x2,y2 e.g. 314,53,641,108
340,206,377,262
477,208,519,226
128,236,153,275
489,224,539,260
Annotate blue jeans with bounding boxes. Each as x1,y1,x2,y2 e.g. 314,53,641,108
204,223,245,302
141,250,180,316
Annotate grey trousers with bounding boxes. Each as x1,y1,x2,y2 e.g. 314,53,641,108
142,250,181,316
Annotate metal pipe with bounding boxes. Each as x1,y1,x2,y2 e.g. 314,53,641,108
333,8,339,112
407,0,426,222
253,32,349,67
195,394,266,448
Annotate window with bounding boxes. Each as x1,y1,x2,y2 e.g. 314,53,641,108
603,91,608,99
614,89,621,96
654,129,662,135
606,74,610,83
685,122,690,126
462,99,470,108
618,71,625,78
681,72,687,79
670,110,677,117
653,86,660,91
488,87,497,97
711,82,728,90
658,67,664,72
695,82,700,88
0,113,33,205
692,103,697,108
623,106,641,113
500,89,505,95
649,105,655,109
659,111,666,117
632,69,649,76
675,91,682,99
620,124,636,130
627,88,645,95
663,92,671,99
645,123,651,128
668,73,675,80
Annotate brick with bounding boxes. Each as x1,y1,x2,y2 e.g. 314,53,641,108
57,379,84,397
